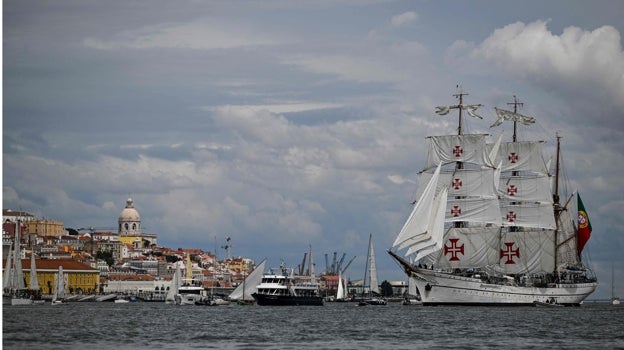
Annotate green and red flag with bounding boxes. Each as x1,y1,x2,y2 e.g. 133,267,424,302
577,193,592,254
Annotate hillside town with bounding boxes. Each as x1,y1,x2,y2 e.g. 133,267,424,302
3,197,409,304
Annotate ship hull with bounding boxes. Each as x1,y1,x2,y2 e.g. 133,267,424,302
411,268,596,306
252,293,324,306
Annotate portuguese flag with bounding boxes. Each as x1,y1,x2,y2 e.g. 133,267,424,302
577,193,592,254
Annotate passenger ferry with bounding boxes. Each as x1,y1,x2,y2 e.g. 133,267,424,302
252,262,323,306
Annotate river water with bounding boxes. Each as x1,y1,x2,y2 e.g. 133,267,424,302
3,301,623,349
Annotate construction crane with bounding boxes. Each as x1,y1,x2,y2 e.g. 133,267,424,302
337,253,346,274
342,256,357,275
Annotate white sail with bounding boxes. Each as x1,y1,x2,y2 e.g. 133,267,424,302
336,270,346,300
500,202,556,229
446,197,502,225
229,259,267,301
13,225,25,290
496,230,556,274
425,134,496,168
29,253,40,291
426,227,502,269
488,141,549,174
498,174,553,203
416,168,498,199
166,263,181,304
3,240,13,290
409,187,449,260
368,236,379,295
393,163,442,250
53,266,67,301
556,195,581,267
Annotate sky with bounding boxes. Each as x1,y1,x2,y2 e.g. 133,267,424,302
3,0,624,300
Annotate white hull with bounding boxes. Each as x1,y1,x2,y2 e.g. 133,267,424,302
411,268,596,306
2,296,33,305
177,293,202,305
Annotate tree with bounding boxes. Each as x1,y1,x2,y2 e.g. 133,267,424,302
380,280,394,297
96,250,115,266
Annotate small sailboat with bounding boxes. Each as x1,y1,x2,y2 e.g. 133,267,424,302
335,269,347,302
3,221,34,306
52,266,68,305
230,259,266,305
29,252,44,305
359,234,386,306
612,264,620,305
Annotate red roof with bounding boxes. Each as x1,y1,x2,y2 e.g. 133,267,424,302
4,258,97,272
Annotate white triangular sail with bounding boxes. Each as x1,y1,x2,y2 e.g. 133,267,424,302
166,263,181,304
336,270,346,300
229,259,267,301
53,266,67,301
409,187,449,260
29,253,40,291
368,236,379,295
393,163,442,250
3,240,13,290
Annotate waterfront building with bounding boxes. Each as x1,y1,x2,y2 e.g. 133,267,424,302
13,257,100,295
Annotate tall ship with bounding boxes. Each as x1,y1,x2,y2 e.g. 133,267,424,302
388,93,597,306
252,246,323,306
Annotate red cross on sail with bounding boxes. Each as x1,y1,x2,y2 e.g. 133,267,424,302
507,184,517,196
506,211,516,222
444,238,464,261
500,242,520,264
450,205,462,217
452,145,463,157
452,178,462,190
508,152,519,163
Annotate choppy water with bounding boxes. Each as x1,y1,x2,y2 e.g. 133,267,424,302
3,301,624,349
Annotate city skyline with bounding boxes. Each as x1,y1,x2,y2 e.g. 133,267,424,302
3,1,623,300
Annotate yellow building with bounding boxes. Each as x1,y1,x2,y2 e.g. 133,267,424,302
21,258,99,295
26,219,64,238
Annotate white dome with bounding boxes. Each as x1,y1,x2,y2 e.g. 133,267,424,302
118,197,140,222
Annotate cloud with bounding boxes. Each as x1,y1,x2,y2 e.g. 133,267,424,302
83,19,290,50
282,54,405,83
391,11,418,28
470,20,624,109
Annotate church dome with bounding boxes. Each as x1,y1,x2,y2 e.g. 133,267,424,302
119,198,140,222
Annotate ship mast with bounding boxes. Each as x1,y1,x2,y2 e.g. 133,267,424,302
507,96,523,233
553,133,562,272
507,95,523,142
451,91,467,136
